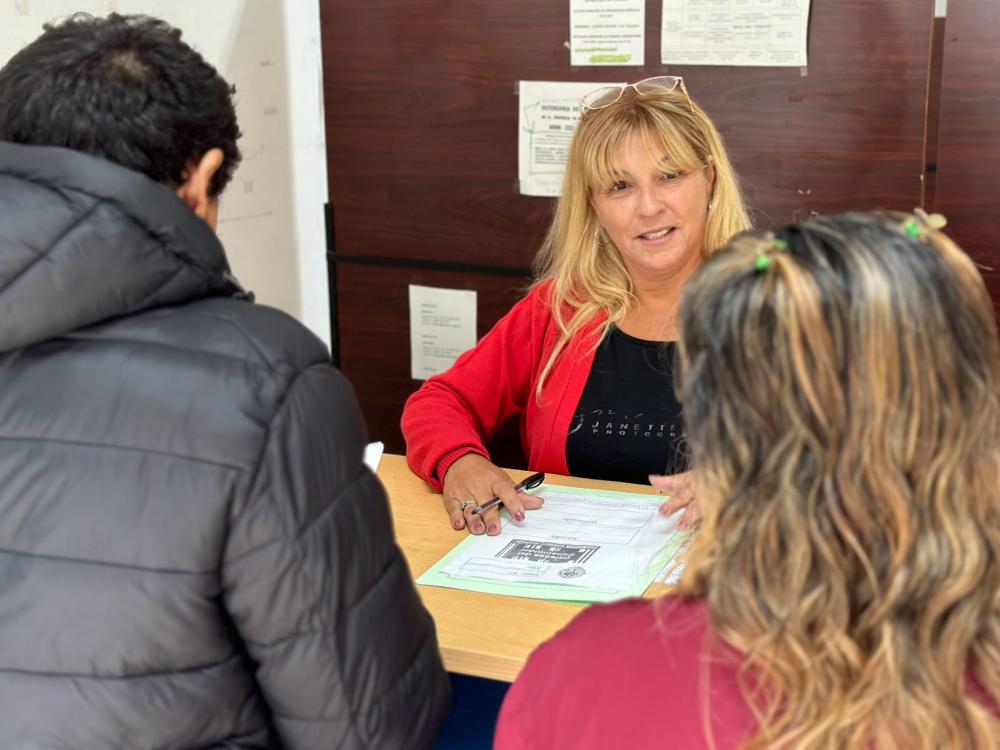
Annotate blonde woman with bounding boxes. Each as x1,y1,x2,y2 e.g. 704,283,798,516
495,212,1000,749
402,77,750,534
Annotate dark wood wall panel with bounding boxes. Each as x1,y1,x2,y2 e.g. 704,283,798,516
336,265,530,455
933,0,1000,317
922,16,946,209
321,0,949,457
323,0,934,268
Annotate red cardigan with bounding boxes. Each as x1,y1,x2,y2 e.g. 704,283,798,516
402,282,604,489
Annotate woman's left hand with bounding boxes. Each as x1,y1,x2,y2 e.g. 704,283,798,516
649,471,700,531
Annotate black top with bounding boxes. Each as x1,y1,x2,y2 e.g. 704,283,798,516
566,327,687,484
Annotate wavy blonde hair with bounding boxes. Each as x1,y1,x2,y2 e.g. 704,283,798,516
533,85,750,397
676,212,1000,748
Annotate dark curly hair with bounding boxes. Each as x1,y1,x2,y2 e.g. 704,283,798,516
0,13,241,196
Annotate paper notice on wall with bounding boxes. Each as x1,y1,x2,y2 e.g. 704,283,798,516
518,80,618,197
409,285,477,380
661,0,811,67
571,0,646,66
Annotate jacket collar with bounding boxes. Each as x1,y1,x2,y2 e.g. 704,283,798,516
0,142,240,352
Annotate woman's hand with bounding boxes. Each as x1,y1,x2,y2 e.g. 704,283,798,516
650,471,700,531
442,454,545,535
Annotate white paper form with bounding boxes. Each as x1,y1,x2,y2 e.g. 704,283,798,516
571,0,646,66
440,489,683,593
408,284,477,380
655,533,692,584
661,0,811,67
518,81,619,197
363,441,384,473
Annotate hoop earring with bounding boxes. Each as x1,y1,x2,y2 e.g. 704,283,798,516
707,200,714,214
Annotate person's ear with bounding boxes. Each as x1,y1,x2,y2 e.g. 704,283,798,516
175,148,225,230
705,155,716,191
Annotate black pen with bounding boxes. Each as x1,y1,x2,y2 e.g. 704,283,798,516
471,472,545,516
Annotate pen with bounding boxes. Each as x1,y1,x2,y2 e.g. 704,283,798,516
471,471,545,516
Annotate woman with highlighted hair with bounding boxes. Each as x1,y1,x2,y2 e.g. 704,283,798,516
402,77,750,534
496,211,1000,749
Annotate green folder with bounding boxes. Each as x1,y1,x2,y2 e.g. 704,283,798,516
417,484,692,604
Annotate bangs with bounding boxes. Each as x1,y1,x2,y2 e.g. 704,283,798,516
582,107,704,193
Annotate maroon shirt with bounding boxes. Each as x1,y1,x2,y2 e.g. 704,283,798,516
496,597,998,749
495,598,757,749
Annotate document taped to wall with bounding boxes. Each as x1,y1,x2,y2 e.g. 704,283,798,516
661,0,811,67
418,484,692,602
517,80,621,198
408,284,477,380
571,0,646,66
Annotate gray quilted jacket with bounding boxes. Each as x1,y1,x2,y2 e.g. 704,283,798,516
0,142,449,749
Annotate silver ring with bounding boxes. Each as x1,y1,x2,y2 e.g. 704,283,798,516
458,500,478,512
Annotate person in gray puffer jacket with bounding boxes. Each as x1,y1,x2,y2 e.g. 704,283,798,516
0,13,449,749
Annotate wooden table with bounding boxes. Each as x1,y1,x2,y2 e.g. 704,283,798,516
377,453,672,682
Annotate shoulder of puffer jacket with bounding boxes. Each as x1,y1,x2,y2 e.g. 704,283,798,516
146,296,332,378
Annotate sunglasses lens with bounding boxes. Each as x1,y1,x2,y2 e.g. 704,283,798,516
633,76,681,95
581,86,623,110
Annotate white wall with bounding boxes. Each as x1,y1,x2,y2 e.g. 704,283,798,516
282,2,330,346
1,1,331,345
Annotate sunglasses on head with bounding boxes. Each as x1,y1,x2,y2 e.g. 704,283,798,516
580,76,690,111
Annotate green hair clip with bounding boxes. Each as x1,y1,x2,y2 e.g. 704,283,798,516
755,233,788,273
903,209,948,240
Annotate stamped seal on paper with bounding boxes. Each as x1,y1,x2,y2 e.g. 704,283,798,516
559,566,586,579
